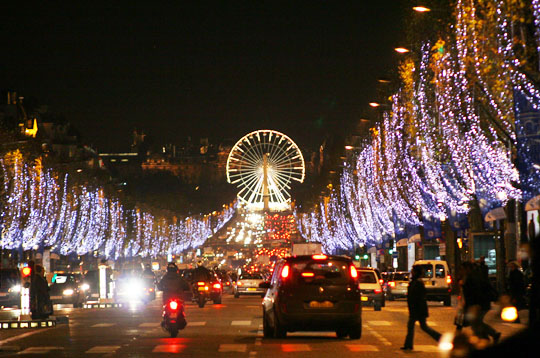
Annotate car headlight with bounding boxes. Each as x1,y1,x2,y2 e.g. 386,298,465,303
8,285,21,293
63,289,74,296
81,284,90,291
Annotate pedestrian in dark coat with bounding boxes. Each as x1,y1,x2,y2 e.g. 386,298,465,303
30,265,52,319
401,265,442,350
507,261,526,322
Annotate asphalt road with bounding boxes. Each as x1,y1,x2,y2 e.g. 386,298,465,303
0,292,527,357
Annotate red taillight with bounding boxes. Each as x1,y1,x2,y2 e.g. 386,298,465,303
237,281,243,286
197,281,206,286
350,265,358,279
149,288,154,292
22,267,32,277
301,272,315,277
379,279,384,285
374,288,382,294
281,265,290,279
446,275,452,284
169,301,179,310
389,281,396,288
312,254,327,260
213,283,221,289
226,282,230,286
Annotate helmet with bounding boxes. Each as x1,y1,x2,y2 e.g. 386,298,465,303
197,261,203,267
167,262,178,273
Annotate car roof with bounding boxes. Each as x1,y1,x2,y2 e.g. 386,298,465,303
285,255,351,263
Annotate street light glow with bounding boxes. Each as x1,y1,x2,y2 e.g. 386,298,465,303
369,102,381,107
345,145,354,150
394,47,410,54
413,6,431,12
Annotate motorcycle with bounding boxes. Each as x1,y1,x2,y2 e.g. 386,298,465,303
192,281,210,308
161,298,187,337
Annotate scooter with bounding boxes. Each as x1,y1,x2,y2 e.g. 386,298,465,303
192,281,210,308
161,298,187,337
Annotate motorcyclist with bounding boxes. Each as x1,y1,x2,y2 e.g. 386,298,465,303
158,263,183,304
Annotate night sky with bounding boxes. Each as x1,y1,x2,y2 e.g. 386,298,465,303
1,2,405,152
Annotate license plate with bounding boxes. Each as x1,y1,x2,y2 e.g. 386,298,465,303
309,301,333,308
247,288,257,291
361,296,368,302
0,292,8,297
50,296,62,300
198,287,207,291
401,283,408,286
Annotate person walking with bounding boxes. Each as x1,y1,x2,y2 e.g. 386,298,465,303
401,265,442,351
30,265,52,319
463,262,501,343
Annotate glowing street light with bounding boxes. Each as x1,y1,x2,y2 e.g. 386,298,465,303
345,145,354,150
394,47,410,54
369,102,381,108
413,6,431,12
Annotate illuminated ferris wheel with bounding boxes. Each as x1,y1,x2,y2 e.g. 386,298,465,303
226,130,305,211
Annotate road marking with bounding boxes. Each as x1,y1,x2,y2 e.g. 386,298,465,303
91,323,115,328
219,344,247,352
139,322,160,328
414,345,439,352
86,345,121,354
367,320,391,326
366,325,392,346
152,344,186,353
249,351,257,356
281,344,311,352
0,328,52,345
255,338,262,346
346,344,379,352
231,320,251,326
19,347,64,354
427,321,438,326
188,321,206,326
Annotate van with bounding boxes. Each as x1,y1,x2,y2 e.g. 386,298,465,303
412,260,452,306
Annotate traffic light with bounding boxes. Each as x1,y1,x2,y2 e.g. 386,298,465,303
21,266,32,288
355,255,360,260
363,254,368,260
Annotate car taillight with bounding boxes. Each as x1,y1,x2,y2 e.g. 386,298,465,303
197,281,206,286
446,275,452,284
237,281,243,286
312,254,327,260
374,288,382,294
301,272,314,277
379,279,384,285
281,265,290,279
226,282,230,286
350,265,358,279
169,301,179,310
213,283,221,289
389,281,396,288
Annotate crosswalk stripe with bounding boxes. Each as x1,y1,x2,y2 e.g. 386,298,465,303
367,320,391,326
188,321,206,326
19,347,64,354
346,344,379,352
231,320,251,326
219,344,247,352
427,321,438,326
139,322,160,328
414,345,439,352
281,344,311,352
91,323,115,328
86,346,121,354
152,344,186,353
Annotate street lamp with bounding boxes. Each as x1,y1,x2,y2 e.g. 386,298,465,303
394,47,410,54
413,6,431,13
369,102,381,108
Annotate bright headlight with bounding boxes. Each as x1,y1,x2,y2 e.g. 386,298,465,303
9,285,21,293
63,289,74,296
125,279,143,297
81,284,90,291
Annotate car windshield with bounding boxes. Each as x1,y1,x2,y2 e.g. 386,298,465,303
239,274,263,280
53,275,74,284
393,272,410,281
358,271,377,283
291,259,349,285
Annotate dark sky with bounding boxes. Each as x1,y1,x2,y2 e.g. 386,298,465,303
1,1,405,152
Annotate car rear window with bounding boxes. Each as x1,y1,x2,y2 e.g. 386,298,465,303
415,264,433,278
393,272,410,281
239,274,263,280
358,271,377,283
291,260,349,285
53,275,74,284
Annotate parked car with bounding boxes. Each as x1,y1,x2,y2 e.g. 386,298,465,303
413,260,452,306
357,267,384,311
0,268,21,308
261,254,362,339
49,273,86,307
387,271,409,300
234,273,266,298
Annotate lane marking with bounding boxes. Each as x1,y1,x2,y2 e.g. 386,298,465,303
281,344,311,352
219,344,247,352
152,344,186,353
366,325,392,346
346,344,379,352
426,321,438,326
414,345,439,352
0,328,53,345
19,347,64,354
86,345,121,354
367,320,391,326
231,320,251,326
91,323,115,328
188,321,206,326
138,322,160,328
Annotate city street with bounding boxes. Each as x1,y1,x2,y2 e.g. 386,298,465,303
0,293,526,357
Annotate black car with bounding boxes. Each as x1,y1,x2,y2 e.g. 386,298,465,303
261,254,362,339
49,273,86,307
0,268,21,308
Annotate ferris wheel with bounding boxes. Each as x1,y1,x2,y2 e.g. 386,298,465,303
226,130,305,211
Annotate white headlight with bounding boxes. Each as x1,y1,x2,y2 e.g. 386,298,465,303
81,284,90,291
63,289,74,296
9,285,21,293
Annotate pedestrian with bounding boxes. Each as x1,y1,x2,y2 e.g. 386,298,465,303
507,261,526,323
462,262,501,343
454,262,473,332
401,265,442,351
30,265,52,319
